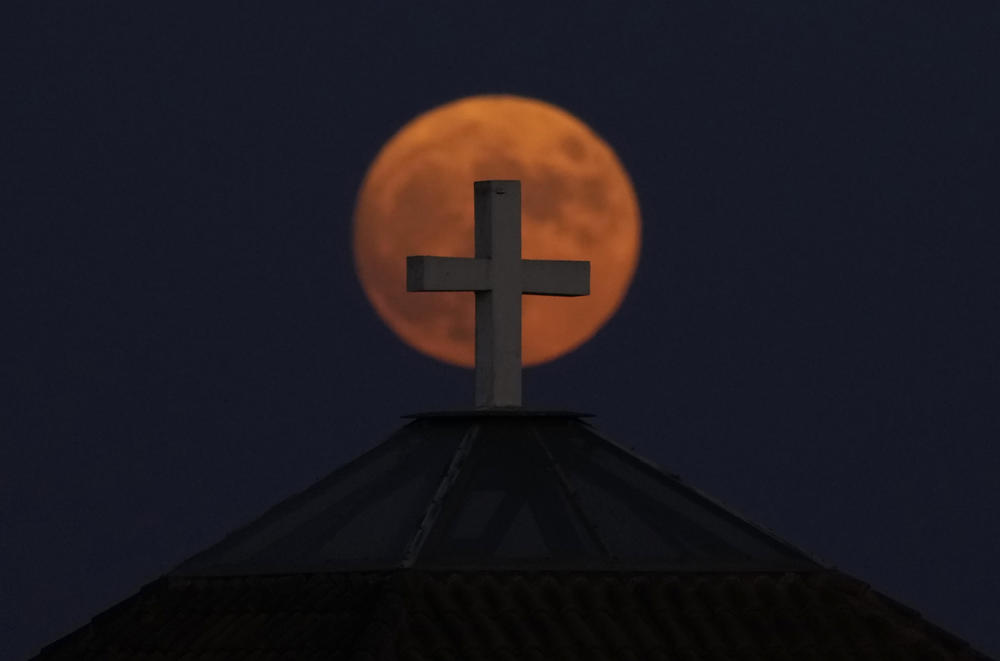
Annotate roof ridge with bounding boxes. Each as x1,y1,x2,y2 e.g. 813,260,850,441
400,423,480,568
29,576,169,660
820,570,995,660
574,419,828,569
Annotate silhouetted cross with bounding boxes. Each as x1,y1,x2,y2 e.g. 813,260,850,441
407,180,590,408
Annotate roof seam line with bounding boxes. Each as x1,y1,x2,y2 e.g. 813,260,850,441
399,423,480,568
531,424,615,562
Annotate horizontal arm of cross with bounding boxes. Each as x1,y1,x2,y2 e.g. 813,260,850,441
522,259,590,296
407,256,490,292
408,255,590,296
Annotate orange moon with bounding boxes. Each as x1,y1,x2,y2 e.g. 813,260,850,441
353,95,641,367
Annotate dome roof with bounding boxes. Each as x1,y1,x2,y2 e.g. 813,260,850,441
35,412,988,660
174,412,817,575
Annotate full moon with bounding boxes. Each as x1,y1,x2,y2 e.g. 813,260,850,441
353,95,641,367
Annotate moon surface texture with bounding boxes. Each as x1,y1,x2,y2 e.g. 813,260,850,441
353,95,641,367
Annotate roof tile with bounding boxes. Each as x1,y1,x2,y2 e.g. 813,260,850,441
32,571,990,661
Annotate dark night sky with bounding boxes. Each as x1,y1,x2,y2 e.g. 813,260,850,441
4,2,999,659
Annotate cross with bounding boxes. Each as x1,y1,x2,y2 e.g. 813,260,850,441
407,180,590,408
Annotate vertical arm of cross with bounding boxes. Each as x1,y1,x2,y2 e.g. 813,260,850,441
474,180,522,408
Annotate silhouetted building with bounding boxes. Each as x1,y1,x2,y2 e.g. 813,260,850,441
33,180,989,658
32,411,987,659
